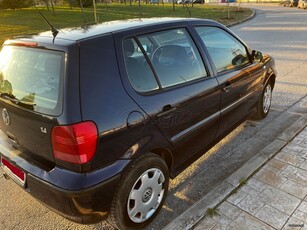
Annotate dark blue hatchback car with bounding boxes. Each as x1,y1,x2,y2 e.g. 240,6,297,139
0,18,276,229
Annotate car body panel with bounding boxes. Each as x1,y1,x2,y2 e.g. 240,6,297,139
0,18,277,224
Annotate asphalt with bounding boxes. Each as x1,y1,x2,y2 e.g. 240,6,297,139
163,96,307,229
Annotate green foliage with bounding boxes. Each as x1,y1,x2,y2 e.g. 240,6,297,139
207,207,219,217
239,178,248,186
0,4,253,45
66,0,95,7
0,0,35,10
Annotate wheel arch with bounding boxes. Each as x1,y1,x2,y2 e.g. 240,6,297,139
150,148,175,178
266,71,276,90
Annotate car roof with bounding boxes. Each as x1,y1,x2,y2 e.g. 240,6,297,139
35,17,215,42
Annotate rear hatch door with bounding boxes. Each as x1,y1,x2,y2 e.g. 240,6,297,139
0,42,65,165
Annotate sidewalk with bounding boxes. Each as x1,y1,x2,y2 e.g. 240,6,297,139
163,96,307,230
195,125,307,230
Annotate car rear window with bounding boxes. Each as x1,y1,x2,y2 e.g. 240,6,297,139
0,46,64,116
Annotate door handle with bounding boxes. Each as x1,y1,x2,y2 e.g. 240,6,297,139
156,105,176,118
222,83,232,93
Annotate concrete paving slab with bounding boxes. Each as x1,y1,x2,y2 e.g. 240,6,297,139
240,184,262,198
268,158,289,172
292,210,307,223
218,202,242,220
246,177,268,192
163,181,234,230
283,217,305,230
259,185,301,216
227,189,248,206
260,170,287,188
227,212,274,230
275,150,305,167
297,201,307,213
280,179,307,199
255,205,289,229
280,165,307,185
194,216,216,230
237,195,265,216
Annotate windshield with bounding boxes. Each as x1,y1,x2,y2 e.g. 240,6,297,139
0,46,64,116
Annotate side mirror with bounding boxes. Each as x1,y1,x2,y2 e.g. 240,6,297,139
232,54,245,66
252,50,263,62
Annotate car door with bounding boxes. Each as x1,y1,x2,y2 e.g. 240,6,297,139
116,27,221,168
194,26,263,136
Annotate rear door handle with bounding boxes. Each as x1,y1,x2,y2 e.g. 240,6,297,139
156,105,176,118
222,83,232,93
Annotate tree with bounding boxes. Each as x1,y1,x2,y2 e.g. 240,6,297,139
93,0,97,23
1,0,35,10
138,0,142,17
67,0,94,7
44,0,50,10
79,0,86,23
50,0,56,16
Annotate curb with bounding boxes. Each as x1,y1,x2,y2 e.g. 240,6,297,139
163,107,307,230
227,8,256,27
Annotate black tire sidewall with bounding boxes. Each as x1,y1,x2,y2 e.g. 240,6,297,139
109,154,169,229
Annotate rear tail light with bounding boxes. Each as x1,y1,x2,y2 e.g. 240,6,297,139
51,121,98,164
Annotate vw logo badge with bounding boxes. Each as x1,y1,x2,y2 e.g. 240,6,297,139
2,109,10,126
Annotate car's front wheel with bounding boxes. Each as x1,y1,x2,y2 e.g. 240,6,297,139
108,153,169,229
254,81,273,120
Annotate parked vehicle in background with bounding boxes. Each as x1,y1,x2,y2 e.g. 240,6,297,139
298,0,307,8
0,18,276,229
150,0,159,4
193,0,204,3
175,0,192,4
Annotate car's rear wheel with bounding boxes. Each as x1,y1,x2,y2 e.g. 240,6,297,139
254,81,273,120
108,153,169,229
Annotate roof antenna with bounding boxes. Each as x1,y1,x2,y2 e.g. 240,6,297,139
34,5,59,41
38,11,59,39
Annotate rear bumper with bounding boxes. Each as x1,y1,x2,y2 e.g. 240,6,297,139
26,172,121,224
0,133,130,224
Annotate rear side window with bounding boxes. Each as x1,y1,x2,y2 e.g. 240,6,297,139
195,27,249,73
123,28,207,92
0,46,63,115
123,39,159,93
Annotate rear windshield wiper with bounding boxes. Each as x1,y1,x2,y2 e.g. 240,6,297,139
0,92,36,109
0,92,17,102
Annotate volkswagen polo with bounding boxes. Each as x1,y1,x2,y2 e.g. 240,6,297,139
0,18,276,229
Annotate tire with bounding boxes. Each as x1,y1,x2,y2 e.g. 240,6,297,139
108,153,169,229
254,81,273,120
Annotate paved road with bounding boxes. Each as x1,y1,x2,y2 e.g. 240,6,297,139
231,4,307,111
1,4,307,230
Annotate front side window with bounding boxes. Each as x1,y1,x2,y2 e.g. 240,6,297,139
0,46,63,115
123,28,207,92
195,26,249,73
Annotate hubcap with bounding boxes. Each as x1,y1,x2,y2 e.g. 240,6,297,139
263,84,272,114
142,188,153,203
127,168,165,223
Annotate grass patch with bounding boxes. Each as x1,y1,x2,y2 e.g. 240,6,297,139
239,178,248,186
0,3,252,44
207,207,219,217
